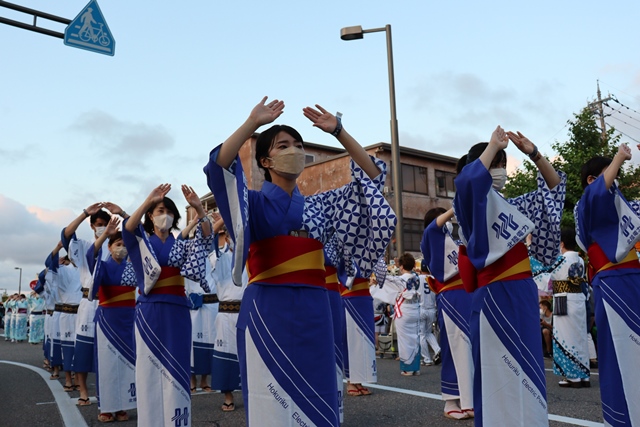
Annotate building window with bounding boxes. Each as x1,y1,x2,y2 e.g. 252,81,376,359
401,164,428,194
435,170,456,198
403,218,424,252
305,154,315,164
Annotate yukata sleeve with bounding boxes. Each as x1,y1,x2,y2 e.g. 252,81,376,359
61,229,93,274
87,247,106,302
305,157,396,278
508,170,567,265
204,144,250,286
121,218,161,295
168,223,212,292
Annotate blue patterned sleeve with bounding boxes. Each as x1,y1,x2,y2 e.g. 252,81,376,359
168,223,212,288
305,157,396,277
508,170,567,265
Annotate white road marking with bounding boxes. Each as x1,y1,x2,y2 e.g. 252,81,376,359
351,381,604,427
1,361,88,427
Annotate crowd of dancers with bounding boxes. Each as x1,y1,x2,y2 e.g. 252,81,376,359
2,292,46,343
20,97,640,426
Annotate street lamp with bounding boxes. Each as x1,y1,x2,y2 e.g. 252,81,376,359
340,24,404,256
14,267,22,295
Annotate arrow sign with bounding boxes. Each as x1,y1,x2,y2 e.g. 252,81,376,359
64,0,115,56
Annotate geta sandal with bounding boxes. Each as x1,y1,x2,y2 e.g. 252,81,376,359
221,402,235,412
77,398,92,406
97,412,114,422
346,388,362,396
115,411,129,421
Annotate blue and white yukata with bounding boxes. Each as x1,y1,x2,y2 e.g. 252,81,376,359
46,252,82,372
61,229,104,374
186,272,218,380
341,273,377,385
4,299,13,341
87,248,138,414
209,242,246,394
27,293,46,344
421,220,474,411
205,147,395,427
548,251,590,385
575,176,640,427
122,220,211,427
453,160,566,427
13,299,28,341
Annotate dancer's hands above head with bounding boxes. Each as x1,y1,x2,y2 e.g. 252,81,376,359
302,104,338,134
489,126,508,150
249,96,285,127
616,143,632,161
105,216,121,237
147,184,171,204
182,185,203,210
84,202,105,216
507,131,536,156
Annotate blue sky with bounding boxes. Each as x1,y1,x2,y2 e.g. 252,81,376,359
2,0,640,294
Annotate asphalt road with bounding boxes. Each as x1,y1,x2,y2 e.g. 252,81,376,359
0,331,604,427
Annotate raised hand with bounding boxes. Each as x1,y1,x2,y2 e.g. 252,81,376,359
302,104,338,134
489,126,508,150
103,202,125,216
507,131,536,155
182,185,203,210
617,143,632,161
249,96,285,127
105,216,121,237
147,184,171,205
85,202,105,216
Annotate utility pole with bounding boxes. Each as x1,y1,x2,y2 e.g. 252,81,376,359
588,80,612,146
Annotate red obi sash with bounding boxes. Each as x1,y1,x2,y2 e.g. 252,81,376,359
587,243,640,281
459,242,532,292
324,266,343,293
427,274,464,294
148,266,185,297
341,278,370,298
98,285,136,308
247,235,326,287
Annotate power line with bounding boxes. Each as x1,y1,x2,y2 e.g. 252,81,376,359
604,104,640,124
605,115,640,133
606,126,640,144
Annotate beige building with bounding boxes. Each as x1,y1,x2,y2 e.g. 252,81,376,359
194,135,458,259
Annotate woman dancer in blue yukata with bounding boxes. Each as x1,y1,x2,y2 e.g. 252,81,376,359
204,97,396,427
453,126,566,427
574,143,640,427
122,184,212,427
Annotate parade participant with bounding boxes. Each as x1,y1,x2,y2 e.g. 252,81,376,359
204,97,395,426
574,143,640,426
417,261,441,366
61,202,125,405
88,216,137,422
4,295,16,342
549,228,591,388
453,127,565,426
43,252,62,380
421,206,474,420
122,184,211,427
47,242,83,396
182,216,218,395
27,291,46,344
342,269,377,397
209,221,246,412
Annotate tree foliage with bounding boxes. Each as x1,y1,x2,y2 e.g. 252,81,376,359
503,106,640,228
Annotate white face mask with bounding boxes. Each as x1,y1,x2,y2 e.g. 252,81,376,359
539,308,545,316
489,168,508,191
153,214,174,232
111,246,128,260
94,226,107,238
266,146,306,179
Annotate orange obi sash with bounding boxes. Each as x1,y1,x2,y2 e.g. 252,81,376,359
98,285,136,308
247,235,325,287
427,274,464,294
341,278,370,298
587,243,640,281
324,266,343,293
148,266,185,297
460,242,532,292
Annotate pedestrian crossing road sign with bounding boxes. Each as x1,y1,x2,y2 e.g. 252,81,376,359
64,0,115,56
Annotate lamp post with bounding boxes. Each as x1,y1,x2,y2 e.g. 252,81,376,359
340,24,404,257
14,267,22,295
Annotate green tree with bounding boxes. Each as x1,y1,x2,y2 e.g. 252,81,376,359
503,106,640,228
